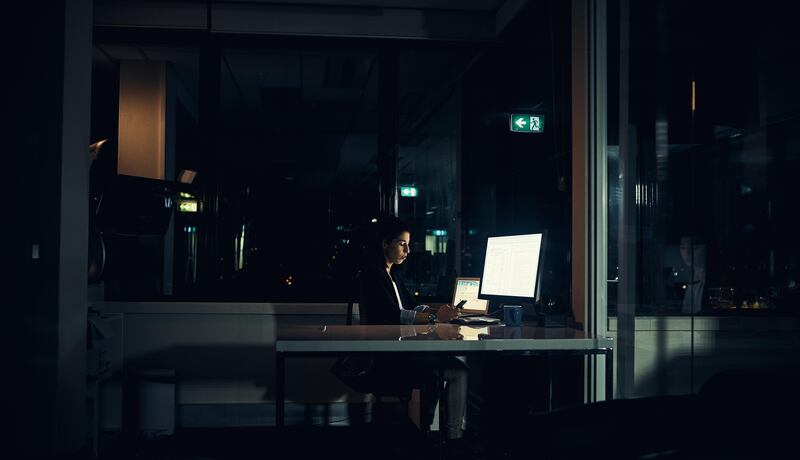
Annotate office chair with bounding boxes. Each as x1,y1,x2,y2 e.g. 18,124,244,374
334,271,425,431
331,345,416,427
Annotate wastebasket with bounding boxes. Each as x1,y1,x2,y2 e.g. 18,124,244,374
135,369,175,438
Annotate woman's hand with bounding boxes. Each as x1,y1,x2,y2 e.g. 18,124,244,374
434,304,460,323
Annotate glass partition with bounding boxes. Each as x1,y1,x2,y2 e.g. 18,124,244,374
213,48,379,301
607,0,800,318
606,0,800,399
396,47,465,298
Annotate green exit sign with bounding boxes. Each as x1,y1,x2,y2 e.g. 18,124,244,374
400,186,418,197
510,114,545,133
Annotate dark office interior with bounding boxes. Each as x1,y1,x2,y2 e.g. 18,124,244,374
4,0,800,459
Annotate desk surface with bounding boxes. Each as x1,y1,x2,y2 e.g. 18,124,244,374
276,325,613,353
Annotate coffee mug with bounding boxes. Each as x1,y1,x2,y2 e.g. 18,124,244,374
503,305,523,326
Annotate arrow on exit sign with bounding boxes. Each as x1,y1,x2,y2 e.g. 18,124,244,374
510,114,545,133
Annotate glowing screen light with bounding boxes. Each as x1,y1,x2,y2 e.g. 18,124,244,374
178,199,198,213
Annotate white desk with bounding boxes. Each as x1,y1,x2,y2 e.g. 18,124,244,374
275,324,614,428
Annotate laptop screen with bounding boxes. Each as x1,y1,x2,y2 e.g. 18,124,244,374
452,277,489,314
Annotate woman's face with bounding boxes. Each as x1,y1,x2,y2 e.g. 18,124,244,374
384,231,411,266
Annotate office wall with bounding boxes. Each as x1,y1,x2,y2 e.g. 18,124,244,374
57,0,93,451
608,317,800,398
109,302,800,431
103,302,368,428
100,303,800,430
4,0,92,456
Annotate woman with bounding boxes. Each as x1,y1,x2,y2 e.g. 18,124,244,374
358,217,468,441
359,217,461,325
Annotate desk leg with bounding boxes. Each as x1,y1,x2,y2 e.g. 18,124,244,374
605,349,614,401
547,354,553,411
276,352,285,428
438,357,445,460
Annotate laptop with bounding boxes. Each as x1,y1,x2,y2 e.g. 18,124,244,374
448,277,501,325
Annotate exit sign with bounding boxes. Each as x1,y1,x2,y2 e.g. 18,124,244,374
510,114,544,133
400,186,418,197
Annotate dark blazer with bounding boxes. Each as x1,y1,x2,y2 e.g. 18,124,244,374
358,264,416,325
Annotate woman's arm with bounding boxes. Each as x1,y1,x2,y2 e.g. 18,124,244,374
410,304,459,324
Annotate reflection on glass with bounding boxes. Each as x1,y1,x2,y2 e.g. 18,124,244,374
607,0,800,316
397,58,460,298
214,48,378,300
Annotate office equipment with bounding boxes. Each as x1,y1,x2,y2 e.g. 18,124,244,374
479,232,546,316
450,316,501,325
449,277,499,324
451,277,489,314
95,174,175,235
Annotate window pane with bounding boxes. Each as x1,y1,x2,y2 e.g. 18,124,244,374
608,0,800,317
213,48,378,301
397,80,459,299
607,0,800,401
461,2,573,311
90,44,200,300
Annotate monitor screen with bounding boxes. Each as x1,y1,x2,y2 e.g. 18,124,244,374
479,233,544,301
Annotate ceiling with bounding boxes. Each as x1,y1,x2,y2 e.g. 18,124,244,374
106,0,507,12
92,0,527,188
94,0,517,41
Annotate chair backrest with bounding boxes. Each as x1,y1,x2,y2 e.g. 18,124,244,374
335,270,416,408
346,300,354,325
345,270,361,325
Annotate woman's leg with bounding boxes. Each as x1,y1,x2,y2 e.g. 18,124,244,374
371,356,468,439
416,357,468,439
442,358,468,439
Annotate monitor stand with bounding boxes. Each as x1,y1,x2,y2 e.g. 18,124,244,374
520,301,538,320
538,298,571,327
488,300,571,327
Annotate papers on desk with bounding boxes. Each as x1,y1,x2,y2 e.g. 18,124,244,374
450,316,501,326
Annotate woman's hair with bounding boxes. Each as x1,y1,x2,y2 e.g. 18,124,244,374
361,216,410,269
376,216,410,246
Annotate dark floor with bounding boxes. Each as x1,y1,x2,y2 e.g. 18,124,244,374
94,418,787,460
97,423,492,460
81,369,800,460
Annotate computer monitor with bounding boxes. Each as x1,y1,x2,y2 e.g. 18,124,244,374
478,232,545,303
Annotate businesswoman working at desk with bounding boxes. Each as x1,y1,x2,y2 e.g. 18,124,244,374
358,217,468,441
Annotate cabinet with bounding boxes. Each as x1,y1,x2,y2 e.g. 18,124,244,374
86,310,123,458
